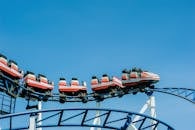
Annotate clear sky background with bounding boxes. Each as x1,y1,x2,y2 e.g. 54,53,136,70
0,0,195,130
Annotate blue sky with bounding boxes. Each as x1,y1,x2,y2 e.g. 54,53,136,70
0,0,195,129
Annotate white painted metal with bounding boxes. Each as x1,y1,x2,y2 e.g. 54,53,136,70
130,96,156,130
132,99,150,124
90,102,101,130
150,96,157,130
127,124,137,130
89,96,156,130
28,101,42,130
37,101,42,130
29,115,36,130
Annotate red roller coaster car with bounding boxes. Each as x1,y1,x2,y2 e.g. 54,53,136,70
121,68,160,91
0,54,23,79
24,71,54,95
91,74,124,96
58,77,87,97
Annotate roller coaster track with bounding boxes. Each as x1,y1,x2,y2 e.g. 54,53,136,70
0,70,194,130
0,73,195,104
0,55,194,130
0,108,174,130
151,88,195,104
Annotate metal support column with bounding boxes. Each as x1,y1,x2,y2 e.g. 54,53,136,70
90,102,101,130
37,101,42,130
27,101,41,130
130,95,157,130
150,96,157,130
29,114,37,130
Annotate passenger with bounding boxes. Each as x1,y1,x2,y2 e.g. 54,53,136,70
122,69,129,80
59,78,67,86
130,71,138,78
38,74,48,83
91,76,99,85
101,74,110,83
24,71,36,80
132,67,137,72
137,68,142,77
0,54,8,65
8,60,19,71
71,78,79,86
137,68,142,72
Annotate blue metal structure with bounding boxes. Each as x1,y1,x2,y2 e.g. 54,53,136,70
0,69,194,130
0,108,174,130
0,72,20,98
0,92,16,115
151,88,195,104
0,73,16,115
